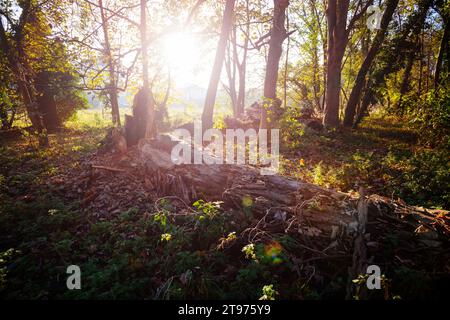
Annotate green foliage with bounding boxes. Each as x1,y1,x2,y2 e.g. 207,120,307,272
193,200,222,220
259,284,279,300
400,88,450,148
0,89,15,130
279,106,305,151
160,233,172,242
0,249,20,292
401,148,450,208
154,211,168,229
242,244,256,260
0,0,88,130
392,266,430,299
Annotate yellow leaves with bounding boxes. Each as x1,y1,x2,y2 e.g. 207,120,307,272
242,195,253,208
160,233,171,242
299,158,305,167
216,232,237,250
242,243,256,260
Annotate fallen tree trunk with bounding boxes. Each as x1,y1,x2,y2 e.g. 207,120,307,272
136,136,449,242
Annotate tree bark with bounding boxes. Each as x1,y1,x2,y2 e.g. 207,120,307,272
343,0,399,127
138,0,156,139
260,0,290,130
225,26,238,116
323,0,349,127
136,137,449,242
236,0,250,116
99,0,121,127
202,0,236,130
36,72,60,133
397,42,417,110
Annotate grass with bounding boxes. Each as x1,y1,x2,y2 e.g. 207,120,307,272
280,113,449,209
65,109,111,131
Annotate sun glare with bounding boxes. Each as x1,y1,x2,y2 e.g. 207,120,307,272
162,32,203,87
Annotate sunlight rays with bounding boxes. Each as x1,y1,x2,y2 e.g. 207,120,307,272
161,31,204,87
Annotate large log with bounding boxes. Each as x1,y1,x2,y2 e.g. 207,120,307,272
136,135,449,242
138,136,360,237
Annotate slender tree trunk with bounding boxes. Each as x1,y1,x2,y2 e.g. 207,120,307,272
225,26,238,116
236,0,250,116
343,0,399,127
140,0,149,89
418,30,423,95
202,0,236,130
354,87,374,128
283,7,290,108
308,0,324,112
398,44,417,110
236,49,247,115
139,0,156,138
260,0,290,130
434,17,449,89
99,0,121,127
322,30,327,112
312,42,321,111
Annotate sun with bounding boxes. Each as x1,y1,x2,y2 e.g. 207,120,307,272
162,32,203,86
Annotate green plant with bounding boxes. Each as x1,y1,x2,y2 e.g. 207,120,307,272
401,148,450,208
160,233,172,242
0,249,19,292
259,284,279,300
401,89,450,147
193,200,223,219
242,244,257,260
352,273,398,300
154,211,168,229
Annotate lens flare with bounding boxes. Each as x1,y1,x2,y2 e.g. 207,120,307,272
264,241,283,265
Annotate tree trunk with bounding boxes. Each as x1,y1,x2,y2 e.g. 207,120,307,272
140,0,156,139
135,137,449,244
38,92,59,133
99,0,121,127
322,33,327,112
418,31,423,95
236,0,250,116
323,0,349,127
398,44,417,110
434,16,449,90
225,26,238,116
35,71,61,133
343,0,399,127
202,0,236,130
312,41,321,111
260,0,290,130
236,53,247,116
354,87,375,128
0,103,9,130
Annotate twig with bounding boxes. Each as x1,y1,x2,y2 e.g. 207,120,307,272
91,165,126,172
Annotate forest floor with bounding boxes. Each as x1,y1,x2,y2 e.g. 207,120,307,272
0,112,448,299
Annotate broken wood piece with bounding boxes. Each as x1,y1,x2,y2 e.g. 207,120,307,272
91,165,126,172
